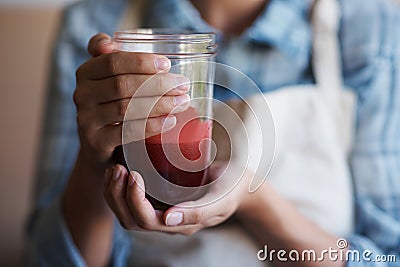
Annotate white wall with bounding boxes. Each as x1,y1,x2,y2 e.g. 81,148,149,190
0,7,61,267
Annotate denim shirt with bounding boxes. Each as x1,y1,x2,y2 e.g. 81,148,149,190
27,0,400,266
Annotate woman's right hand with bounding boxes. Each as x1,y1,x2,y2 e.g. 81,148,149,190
73,33,191,169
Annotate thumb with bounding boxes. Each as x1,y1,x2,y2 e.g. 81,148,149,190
87,33,114,57
163,201,207,227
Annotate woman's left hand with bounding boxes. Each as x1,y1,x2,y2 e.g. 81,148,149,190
103,162,251,236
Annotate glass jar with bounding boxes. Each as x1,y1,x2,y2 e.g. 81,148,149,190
113,29,217,210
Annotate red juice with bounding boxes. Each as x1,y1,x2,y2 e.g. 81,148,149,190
114,107,212,210
144,107,212,209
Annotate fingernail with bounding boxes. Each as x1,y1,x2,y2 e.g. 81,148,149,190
97,39,112,46
165,212,183,226
155,57,171,71
161,116,176,129
174,76,190,92
173,94,190,106
112,167,121,181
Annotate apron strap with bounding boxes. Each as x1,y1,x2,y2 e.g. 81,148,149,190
311,0,344,97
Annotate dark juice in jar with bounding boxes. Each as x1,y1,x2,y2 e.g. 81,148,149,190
114,107,212,210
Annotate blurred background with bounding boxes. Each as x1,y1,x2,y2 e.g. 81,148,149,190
0,0,76,266
1,0,399,266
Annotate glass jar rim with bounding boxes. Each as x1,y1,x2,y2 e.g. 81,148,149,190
113,29,216,42
113,29,217,57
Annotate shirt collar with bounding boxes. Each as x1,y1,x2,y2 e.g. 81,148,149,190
245,0,313,63
145,0,313,64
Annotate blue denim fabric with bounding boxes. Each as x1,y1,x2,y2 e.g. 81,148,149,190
27,0,400,266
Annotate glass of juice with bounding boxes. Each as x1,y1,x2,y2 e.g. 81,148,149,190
113,29,216,209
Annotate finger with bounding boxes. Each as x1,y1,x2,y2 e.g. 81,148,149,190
86,73,190,104
125,171,159,230
92,94,189,127
97,115,177,149
164,163,249,227
163,204,205,227
76,52,171,81
126,94,190,120
164,202,228,227
87,33,114,57
104,165,137,229
163,189,233,227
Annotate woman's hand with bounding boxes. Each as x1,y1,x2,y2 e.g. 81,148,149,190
104,162,251,236
73,33,191,170
62,33,191,267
